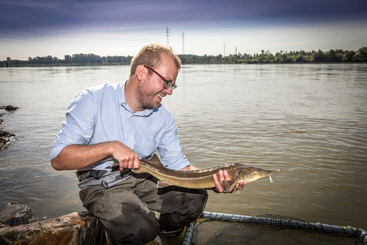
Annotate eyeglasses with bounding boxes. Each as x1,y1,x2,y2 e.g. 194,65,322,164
144,65,177,90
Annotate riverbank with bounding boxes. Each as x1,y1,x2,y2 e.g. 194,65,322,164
1,203,366,244
0,203,181,245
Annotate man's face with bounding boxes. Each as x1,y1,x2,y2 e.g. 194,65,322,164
138,53,178,109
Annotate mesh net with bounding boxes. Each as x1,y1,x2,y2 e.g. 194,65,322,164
189,214,366,245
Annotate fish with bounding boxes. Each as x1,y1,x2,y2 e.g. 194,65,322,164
109,154,280,193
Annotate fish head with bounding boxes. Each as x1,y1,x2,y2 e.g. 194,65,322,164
237,164,280,184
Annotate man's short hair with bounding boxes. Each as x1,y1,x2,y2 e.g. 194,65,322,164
130,44,181,76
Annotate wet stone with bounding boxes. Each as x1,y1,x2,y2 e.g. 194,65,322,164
0,130,15,150
0,105,20,111
0,105,18,150
0,203,33,226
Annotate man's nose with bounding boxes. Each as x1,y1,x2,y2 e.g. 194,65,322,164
164,87,173,95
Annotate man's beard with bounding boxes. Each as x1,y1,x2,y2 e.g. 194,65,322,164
137,86,161,110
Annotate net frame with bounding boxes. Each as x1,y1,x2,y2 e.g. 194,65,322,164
183,211,367,245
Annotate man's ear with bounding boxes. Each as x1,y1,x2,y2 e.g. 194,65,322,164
136,65,146,81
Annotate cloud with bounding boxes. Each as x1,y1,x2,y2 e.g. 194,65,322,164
0,0,365,59
0,0,365,34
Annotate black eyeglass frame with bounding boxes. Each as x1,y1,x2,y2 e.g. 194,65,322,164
144,65,177,90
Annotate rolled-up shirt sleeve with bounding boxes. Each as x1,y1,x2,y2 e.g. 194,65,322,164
50,89,97,161
158,112,190,170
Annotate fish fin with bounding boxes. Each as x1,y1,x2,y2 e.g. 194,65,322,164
141,154,163,168
150,154,161,164
269,175,274,183
109,160,119,169
223,180,237,193
157,180,172,188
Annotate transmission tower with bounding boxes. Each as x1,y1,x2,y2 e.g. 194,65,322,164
223,42,226,57
165,27,170,46
182,32,185,55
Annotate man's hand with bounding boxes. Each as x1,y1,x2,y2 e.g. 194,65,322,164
51,141,139,171
213,170,244,193
110,141,140,171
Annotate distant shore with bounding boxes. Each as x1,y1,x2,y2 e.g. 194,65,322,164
1,47,366,67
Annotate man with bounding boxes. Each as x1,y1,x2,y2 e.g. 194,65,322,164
51,44,243,244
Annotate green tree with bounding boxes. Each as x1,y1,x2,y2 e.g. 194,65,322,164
353,47,367,61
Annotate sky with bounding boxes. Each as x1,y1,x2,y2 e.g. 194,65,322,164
0,0,366,60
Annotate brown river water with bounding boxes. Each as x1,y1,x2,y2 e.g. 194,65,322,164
0,64,366,229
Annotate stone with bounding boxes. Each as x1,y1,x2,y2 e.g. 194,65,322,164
0,212,106,245
0,130,15,150
0,105,17,150
0,203,33,226
0,105,20,111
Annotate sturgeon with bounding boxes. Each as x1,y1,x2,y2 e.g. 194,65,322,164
109,154,280,193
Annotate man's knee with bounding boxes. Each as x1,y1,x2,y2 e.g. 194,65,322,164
183,189,208,214
159,189,208,231
80,186,160,244
104,208,160,244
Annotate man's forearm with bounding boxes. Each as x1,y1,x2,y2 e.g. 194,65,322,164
51,142,114,171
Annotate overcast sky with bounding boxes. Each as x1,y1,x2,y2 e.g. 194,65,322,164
0,0,366,60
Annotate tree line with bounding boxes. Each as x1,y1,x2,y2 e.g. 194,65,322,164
1,47,366,67
179,47,367,64
1,53,133,67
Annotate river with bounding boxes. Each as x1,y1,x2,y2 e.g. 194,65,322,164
0,64,366,229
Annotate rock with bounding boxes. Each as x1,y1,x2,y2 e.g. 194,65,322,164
0,105,20,111
0,212,106,245
0,130,15,150
0,106,17,150
0,203,33,226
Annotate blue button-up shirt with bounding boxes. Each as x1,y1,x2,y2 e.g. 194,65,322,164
50,82,189,171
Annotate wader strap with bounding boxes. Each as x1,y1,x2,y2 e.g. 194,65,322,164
77,170,107,180
76,169,133,189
